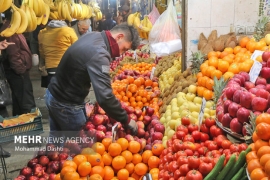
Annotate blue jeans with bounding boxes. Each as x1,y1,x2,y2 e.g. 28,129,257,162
45,89,86,145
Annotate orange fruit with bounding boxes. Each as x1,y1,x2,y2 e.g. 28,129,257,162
205,66,216,78
92,142,106,155
62,171,80,180
121,150,133,163
250,168,267,180
211,69,222,80
62,160,77,170
224,47,234,54
112,155,126,170
87,153,102,166
246,151,258,164
149,168,159,175
260,154,270,168
208,56,219,68
117,169,129,180
102,153,113,166
125,162,135,174
152,144,164,156
257,146,270,159
108,143,122,157
89,174,103,180
55,173,61,180
203,89,213,100
128,141,141,154
240,36,250,48
217,60,229,73
134,163,148,176
60,166,76,179
78,161,92,177
205,79,214,91
142,150,153,164
73,155,87,167
228,63,240,74
127,177,136,180
148,156,160,169
117,138,129,151
255,139,269,151
132,153,142,165
223,72,234,80
247,159,263,174
208,51,219,59
90,166,105,178
103,166,115,180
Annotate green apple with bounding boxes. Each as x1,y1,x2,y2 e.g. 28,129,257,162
204,108,210,114
162,136,168,141
171,112,180,119
174,119,181,131
190,116,198,124
203,113,210,118
188,103,198,112
186,93,196,102
193,96,202,104
188,84,197,94
167,129,175,139
265,34,270,45
205,101,214,108
177,96,187,107
195,104,201,112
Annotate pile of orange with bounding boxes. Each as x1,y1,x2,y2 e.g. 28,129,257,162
117,62,155,75
54,138,163,180
112,74,161,118
196,36,269,100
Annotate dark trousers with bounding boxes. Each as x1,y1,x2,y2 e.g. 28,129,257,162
5,70,36,116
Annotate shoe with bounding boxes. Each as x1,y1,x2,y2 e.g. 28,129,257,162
0,148,11,158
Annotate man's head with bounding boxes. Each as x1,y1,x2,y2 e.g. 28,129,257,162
110,23,140,54
77,19,91,35
119,5,130,15
105,12,113,20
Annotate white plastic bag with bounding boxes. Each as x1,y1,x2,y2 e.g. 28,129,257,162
148,4,160,25
149,1,182,56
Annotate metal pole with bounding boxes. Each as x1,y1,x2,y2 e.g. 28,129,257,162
181,0,187,72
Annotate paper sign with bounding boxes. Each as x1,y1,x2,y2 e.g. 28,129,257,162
111,123,118,142
250,50,264,61
198,97,206,131
150,67,156,80
249,60,263,83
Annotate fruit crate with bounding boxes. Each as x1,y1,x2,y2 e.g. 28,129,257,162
0,108,43,143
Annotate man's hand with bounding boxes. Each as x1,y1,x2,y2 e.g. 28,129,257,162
0,40,15,50
125,119,138,135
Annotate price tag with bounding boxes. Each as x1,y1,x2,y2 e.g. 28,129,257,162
198,97,206,131
249,60,262,83
133,51,138,63
142,173,152,180
150,67,156,80
111,123,118,142
250,50,264,61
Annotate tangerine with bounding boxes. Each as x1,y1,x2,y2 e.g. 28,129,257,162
90,166,105,178
152,144,164,156
134,163,148,176
121,150,133,163
92,142,105,155
128,141,141,154
78,161,92,177
117,169,129,180
108,143,122,157
112,155,127,170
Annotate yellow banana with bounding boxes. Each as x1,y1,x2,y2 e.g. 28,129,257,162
61,0,67,20
87,5,93,19
37,16,42,25
0,5,21,37
28,6,37,32
75,3,83,19
38,0,46,16
28,0,33,10
0,0,12,13
41,3,50,25
16,6,28,34
23,4,33,32
145,16,153,29
64,1,73,22
71,3,77,18
133,12,141,28
32,0,40,17
57,0,63,19
127,12,136,26
49,11,57,19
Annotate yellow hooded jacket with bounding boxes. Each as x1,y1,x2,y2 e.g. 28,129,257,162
38,20,78,70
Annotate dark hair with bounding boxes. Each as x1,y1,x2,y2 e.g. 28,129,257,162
105,12,113,19
4,8,12,21
111,23,140,50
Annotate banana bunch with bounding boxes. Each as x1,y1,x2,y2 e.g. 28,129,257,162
21,3,37,32
43,0,58,11
127,12,137,26
88,1,102,21
138,16,152,39
0,0,12,13
57,0,73,21
0,4,22,37
49,11,59,20
26,0,46,17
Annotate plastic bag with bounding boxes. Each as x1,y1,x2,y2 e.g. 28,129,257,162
148,4,160,25
149,1,182,56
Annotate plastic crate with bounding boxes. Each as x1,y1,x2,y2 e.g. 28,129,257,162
0,108,43,143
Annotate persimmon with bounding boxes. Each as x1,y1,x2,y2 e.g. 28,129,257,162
128,141,141,153
197,72,203,79
78,162,92,177
112,155,126,170
134,163,148,176
108,142,122,157
103,166,115,180
200,62,208,72
117,169,129,180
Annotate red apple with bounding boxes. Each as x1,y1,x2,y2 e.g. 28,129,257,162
151,119,160,127
267,58,270,67
237,107,251,124
97,125,107,133
138,138,146,150
239,91,253,109
128,113,138,121
14,175,26,180
244,81,255,90
33,165,44,177
125,106,135,114
233,74,245,86
103,115,109,124
28,176,39,180
255,77,267,86
154,123,165,134
239,72,250,81
217,109,224,122
96,131,105,142
262,61,267,68
47,151,59,161
260,67,270,79
48,173,56,180
87,128,96,137
84,121,95,131
146,107,155,116
256,84,266,90
27,158,38,168
242,126,248,136
221,113,233,128
20,167,32,177
253,111,262,116
226,87,238,100
136,121,145,129
228,102,240,117
252,97,268,111
58,153,68,161
265,84,270,93
97,105,106,115
223,100,232,113
134,109,142,118
92,114,105,126
249,87,259,95
233,90,242,104
144,131,150,139
142,115,152,126
151,132,163,142
125,134,134,142
262,51,270,62
230,118,243,134
39,156,49,167
255,89,269,99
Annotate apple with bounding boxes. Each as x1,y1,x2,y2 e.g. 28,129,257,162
262,61,267,68
97,105,106,115
255,77,267,86
145,132,150,139
249,88,259,95
217,109,224,123
85,121,95,130
106,123,113,131
237,107,251,124
252,97,268,111
92,114,105,126
125,106,135,114
48,174,56,180
233,74,245,86
267,108,270,114
255,89,269,99
27,158,38,168
28,176,39,180
33,165,44,177
96,131,105,142
253,111,262,116
262,51,270,62
39,156,49,167
151,119,160,127
233,90,242,104
230,118,243,134
97,125,107,133
47,151,59,161
228,102,240,117
87,128,96,137
256,84,266,90
103,115,109,124
146,107,155,116
267,59,270,67
134,108,142,118
265,84,270,93
223,100,232,113
15,175,26,180
260,67,270,79
136,121,145,129
20,167,32,177
125,134,134,142
154,123,165,134
152,132,163,142
244,81,255,90
128,113,137,121
117,130,126,138
221,113,233,128
239,91,253,109
105,131,112,137
242,126,248,136
239,72,250,81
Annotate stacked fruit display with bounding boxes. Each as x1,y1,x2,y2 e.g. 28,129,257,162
158,117,249,180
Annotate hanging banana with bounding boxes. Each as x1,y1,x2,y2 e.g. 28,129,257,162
0,0,12,13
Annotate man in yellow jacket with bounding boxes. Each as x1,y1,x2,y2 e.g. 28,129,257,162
38,20,78,87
